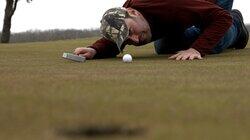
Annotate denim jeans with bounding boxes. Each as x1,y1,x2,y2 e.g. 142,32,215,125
154,0,238,54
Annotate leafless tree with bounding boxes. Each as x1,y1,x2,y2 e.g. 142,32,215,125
1,0,32,43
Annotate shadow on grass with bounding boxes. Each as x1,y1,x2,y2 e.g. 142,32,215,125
57,125,146,138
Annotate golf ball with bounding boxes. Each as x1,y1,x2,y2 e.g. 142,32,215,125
123,54,133,63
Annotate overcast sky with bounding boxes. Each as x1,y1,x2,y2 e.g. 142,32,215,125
0,0,249,33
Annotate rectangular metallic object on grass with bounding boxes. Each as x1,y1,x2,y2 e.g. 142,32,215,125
62,53,86,62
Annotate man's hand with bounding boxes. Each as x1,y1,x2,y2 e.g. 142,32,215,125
74,47,97,59
169,48,202,60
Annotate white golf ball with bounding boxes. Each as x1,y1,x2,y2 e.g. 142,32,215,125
122,54,133,63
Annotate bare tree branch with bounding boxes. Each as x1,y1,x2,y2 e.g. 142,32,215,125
11,0,18,16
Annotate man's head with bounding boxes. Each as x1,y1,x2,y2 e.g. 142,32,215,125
100,7,152,51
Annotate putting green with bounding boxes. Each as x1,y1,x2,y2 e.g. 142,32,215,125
0,37,250,140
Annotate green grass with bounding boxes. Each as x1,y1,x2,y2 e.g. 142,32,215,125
0,37,250,140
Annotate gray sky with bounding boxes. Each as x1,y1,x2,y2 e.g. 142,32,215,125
0,0,249,33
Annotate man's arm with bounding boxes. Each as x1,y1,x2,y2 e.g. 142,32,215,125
74,37,120,59
170,1,233,60
89,37,120,59
190,10,232,56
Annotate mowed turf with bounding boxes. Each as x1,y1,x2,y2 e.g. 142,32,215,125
0,37,250,140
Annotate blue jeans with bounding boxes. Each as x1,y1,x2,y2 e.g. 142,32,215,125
154,0,238,54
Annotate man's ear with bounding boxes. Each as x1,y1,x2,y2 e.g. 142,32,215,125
126,8,139,17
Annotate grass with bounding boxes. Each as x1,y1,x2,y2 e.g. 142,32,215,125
0,37,250,140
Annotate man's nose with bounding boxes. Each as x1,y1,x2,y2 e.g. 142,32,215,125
128,35,139,43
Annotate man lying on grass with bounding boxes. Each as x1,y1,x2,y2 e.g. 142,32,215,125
74,0,249,60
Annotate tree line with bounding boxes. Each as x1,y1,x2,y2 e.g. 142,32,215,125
0,29,100,43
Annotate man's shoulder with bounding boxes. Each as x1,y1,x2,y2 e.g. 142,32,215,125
123,0,133,8
123,0,151,7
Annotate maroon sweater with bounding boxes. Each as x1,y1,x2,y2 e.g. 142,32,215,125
90,0,232,58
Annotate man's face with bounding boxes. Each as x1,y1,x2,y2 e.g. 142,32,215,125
124,8,152,46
